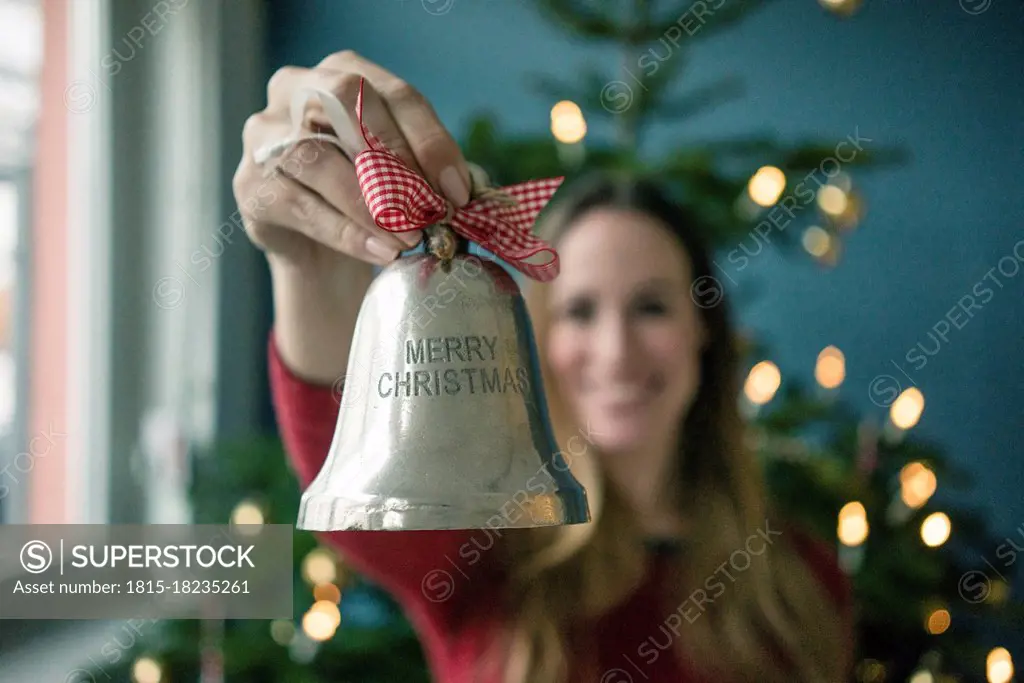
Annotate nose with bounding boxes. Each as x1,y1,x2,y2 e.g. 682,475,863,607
593,311,635,376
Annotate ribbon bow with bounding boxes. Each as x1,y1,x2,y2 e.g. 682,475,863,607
352,78,562,281
255,78,563,281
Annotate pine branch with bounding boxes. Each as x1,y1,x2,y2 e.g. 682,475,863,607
676,0,779,41
652,76,747,121
777,141,911,172
534,0,779,45
536,0,670,44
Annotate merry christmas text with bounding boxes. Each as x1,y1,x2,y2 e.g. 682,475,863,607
375,335,530,398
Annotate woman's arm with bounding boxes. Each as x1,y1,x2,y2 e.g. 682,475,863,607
267,250,372,386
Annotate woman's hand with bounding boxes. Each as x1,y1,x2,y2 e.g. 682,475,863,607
233,50,471,382
234,49,472,267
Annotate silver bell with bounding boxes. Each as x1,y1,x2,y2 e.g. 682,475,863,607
296,241,591,531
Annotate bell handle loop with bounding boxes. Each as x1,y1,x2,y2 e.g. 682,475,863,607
424,164,523,271
472,185,518,207
426,223,460,272
467,163,519,208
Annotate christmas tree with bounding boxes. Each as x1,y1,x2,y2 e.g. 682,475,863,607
86,1,1019,682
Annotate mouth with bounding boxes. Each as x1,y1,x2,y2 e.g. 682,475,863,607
589,377,664,412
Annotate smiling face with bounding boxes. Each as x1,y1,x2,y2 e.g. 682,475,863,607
544,207,707,456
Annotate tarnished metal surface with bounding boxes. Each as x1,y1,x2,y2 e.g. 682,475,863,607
297,252,591,531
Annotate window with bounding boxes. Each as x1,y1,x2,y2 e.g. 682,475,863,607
0,0,41,166
0,0,41,523
0,181,19,429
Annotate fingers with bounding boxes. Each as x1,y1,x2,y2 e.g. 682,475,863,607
278,137,422,249
316,50,409,93
377,79,471,208
237,113,418,263
258,170,401,267
268,51,472,208
266,65,366,157
326,51,472,207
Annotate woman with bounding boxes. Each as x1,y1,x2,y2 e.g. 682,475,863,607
234,51,853,683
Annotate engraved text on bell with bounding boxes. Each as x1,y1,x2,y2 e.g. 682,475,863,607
375,334,532,398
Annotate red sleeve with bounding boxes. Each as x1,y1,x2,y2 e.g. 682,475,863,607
267,331,504,628
788,525,857,678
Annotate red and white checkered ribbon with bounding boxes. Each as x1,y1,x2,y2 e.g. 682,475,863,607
353,78,562,281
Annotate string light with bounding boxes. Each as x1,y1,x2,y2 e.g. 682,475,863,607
986,647,1014,683
311,599,342,629
231,500,264,526
818,0,863,17
900,462,937,509
831,172,854,193
814,237,843,267
302,608,337,642
802,225,832,258
838,501,869,546
815,345,846,389
744,361,782,405
747,166,786,207
301,549,337,586
920,512,951,548
817,184,849,216
270,619,296,646
132,657,162,683
985,578,1010,606
925,607,951,635
890,387,925,430
550,101,586,144
230,499,265,537
854,659,886,683
313,583,342,604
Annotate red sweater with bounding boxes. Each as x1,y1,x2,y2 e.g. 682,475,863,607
268,335,854,682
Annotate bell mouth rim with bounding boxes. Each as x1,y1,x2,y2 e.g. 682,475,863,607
296,490,591,532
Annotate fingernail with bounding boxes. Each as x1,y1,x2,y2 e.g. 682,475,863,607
439,166,470,207
366,237,398,263
398,231,422,248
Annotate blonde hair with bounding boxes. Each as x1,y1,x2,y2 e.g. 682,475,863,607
483,173,850,682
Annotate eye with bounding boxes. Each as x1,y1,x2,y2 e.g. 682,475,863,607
561,297,595,323
632,294,669,317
